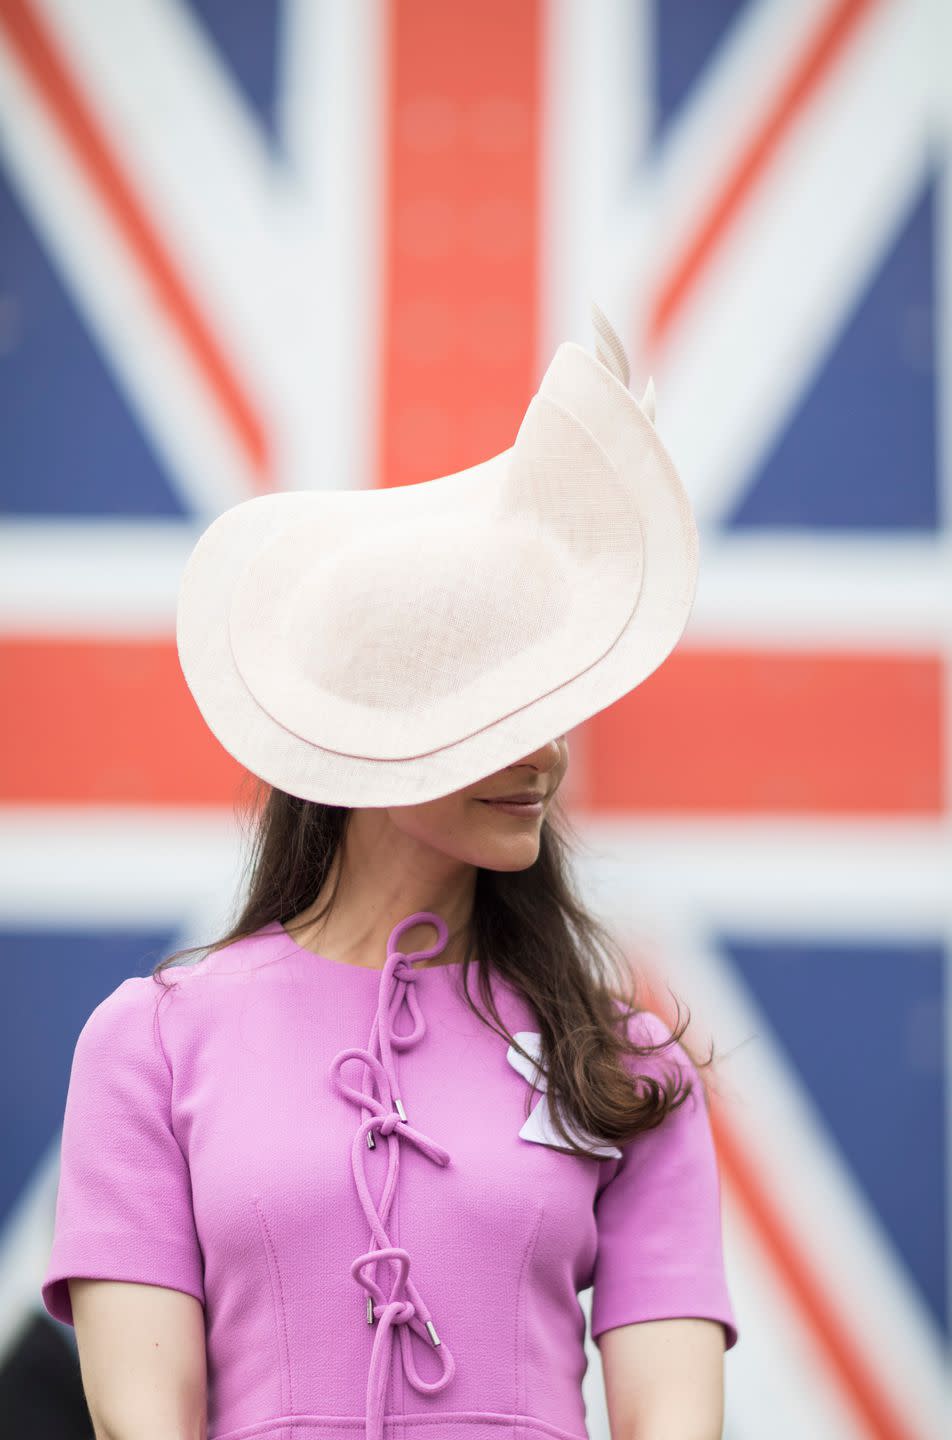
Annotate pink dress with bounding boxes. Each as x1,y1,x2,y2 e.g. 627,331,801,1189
41,910,739,1440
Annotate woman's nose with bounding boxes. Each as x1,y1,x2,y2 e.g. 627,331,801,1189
512,736,564,771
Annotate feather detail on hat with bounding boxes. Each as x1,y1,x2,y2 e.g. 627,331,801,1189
506,1031,623,1159
589,298,656,425
590,299,630,386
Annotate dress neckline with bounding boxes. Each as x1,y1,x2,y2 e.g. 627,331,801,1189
266,919,466,975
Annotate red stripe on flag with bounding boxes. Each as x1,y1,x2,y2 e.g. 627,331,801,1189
647,0,881,347
0,636,245,807
0,0,272,487
377,0,542,491
635,979,920,1440
711,1099,920,1440
4,639,940,813
584,647,943,815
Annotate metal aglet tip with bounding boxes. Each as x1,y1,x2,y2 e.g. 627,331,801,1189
395,1098,407,1122
367,1296,375,1325
367,1130,375,1149
425,1319,440,1346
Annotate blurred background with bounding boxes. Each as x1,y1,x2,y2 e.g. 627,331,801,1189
0,0,947,1436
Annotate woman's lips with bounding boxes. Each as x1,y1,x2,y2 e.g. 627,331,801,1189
477,799,544,818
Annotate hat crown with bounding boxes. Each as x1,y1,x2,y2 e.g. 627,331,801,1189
227,374,646,759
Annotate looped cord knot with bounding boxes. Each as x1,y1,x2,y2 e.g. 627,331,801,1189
329,912,456,1440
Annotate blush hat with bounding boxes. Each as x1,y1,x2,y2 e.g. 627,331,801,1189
175,302,699,807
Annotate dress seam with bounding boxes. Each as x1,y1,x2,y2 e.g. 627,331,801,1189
208,1411,587,1440
254,1196,295,1418
515,1207,545,1427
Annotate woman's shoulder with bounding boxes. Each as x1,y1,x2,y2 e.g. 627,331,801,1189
78,927,281,1044
626,1006,684,1050
153,923,280,987
613,1002,703,1088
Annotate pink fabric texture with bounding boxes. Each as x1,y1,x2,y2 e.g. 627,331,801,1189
41,914,739,1440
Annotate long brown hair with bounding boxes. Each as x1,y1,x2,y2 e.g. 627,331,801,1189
151,775,721,1156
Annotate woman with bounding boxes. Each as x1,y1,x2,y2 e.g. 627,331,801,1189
41,305,740,1440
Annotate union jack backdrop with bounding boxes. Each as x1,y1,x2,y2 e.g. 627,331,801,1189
1,2,947,1437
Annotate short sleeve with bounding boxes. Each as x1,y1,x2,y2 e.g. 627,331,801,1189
41,976,205,1327
590,1010,739,1350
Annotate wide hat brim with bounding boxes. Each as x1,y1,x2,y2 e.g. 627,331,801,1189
176,330,699,807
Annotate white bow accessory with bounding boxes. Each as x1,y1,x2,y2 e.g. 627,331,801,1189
506,1031,623,1159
